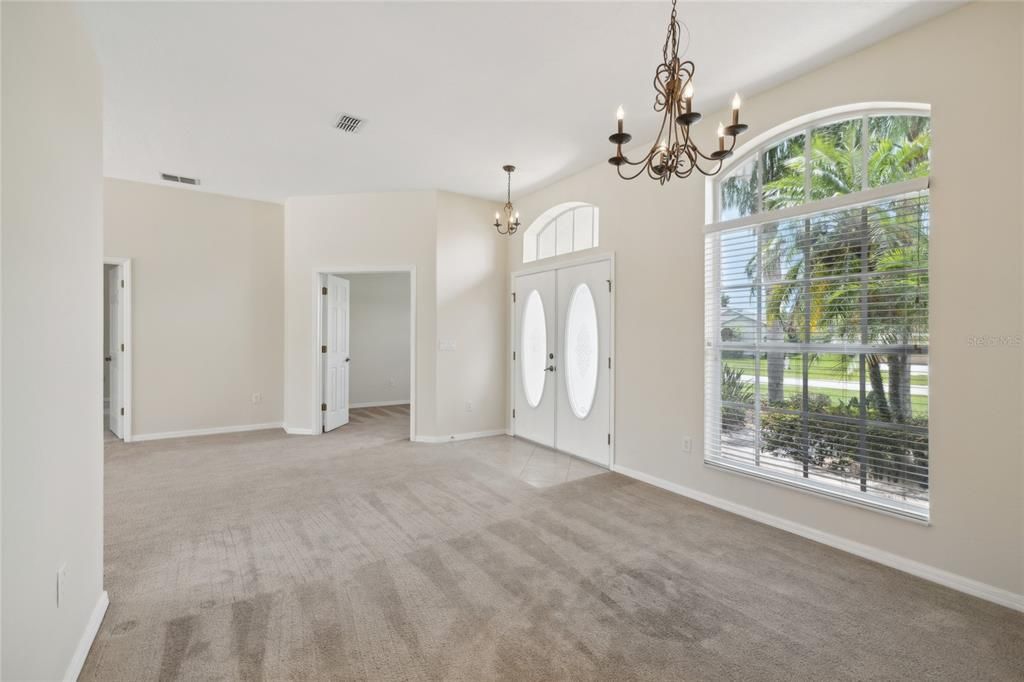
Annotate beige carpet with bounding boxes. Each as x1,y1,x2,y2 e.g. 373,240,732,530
83,406,1023,680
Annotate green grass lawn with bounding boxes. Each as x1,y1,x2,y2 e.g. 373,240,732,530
723,353,928,418
722,353,928,386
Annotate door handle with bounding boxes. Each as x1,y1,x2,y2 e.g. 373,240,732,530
544,365,556,372
345,357,350,363
104,356,112,362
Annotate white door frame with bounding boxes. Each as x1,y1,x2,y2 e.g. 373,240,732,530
311,266,416,440
509,252,615,467
103,257,133,442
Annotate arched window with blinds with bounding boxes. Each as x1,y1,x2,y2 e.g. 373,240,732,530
704,104,931,520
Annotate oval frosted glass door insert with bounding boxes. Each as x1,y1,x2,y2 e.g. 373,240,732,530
564,284,599,419
521,290,547,408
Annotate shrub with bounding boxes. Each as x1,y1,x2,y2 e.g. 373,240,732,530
760,394,928,490
721,365,754,432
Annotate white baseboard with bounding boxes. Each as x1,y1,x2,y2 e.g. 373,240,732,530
413,429,506,444
350,400,410,409
283,426,315,435
611,464,1024,613
132,422,282,442
64,590,108,681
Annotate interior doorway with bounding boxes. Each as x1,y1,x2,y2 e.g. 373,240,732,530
511,255,614,467
314,267,415,440
104,257,133,442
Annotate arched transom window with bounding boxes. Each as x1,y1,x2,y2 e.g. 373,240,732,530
704,103,932,520
713,105,931,222
523,202,599,264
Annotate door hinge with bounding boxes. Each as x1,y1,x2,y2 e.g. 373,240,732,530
608,357,612,369
322,286,328,295
321,345,327,353
512,292,516,303
321,403,327,412
607,279,612,292
607,433,611,445
512,351,516,361
120,407,125,416
120,279,125,288
512,409,516,419
120,343,125,352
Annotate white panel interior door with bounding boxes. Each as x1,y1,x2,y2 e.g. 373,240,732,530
323,275,350,432
514,270,556,447
107,266,123,439
555,260,611,466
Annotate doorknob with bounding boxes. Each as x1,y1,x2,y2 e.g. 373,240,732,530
104,356,112,362
345,357,350,363
544,365,556,372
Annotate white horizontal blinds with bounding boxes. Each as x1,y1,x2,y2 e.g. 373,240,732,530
705,189,929,519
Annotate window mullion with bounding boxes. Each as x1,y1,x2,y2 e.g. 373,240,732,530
754,225,763,466
802,217,811,479
859,201,870,492
803,128,812,202
756,154,763,215
861,113,870,191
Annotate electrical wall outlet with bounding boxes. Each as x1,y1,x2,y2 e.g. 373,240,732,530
386,378,396,387
251,392,262,404
464,401,473,413
56,563,67,608
682,436,693,453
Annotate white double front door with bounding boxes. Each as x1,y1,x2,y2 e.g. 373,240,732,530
513,259,611,467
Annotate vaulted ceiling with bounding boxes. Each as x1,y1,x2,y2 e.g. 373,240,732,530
78,1,959,203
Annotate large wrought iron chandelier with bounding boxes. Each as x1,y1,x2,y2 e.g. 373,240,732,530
608,0,748,183
493,165,522,235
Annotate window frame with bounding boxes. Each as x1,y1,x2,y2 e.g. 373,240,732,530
704,103,932,522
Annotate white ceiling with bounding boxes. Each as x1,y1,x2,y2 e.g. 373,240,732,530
78,1,958,204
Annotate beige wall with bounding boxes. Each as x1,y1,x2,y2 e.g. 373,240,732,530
1,3,106,678
508,2,1024,600
436,191,508,437
284,190,507,438
347,272,411,406
284,192,438,435
104,179,284,437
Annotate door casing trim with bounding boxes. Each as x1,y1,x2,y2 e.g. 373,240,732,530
312,266,416,441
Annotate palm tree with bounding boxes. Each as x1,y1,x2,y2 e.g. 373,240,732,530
753,115,930,422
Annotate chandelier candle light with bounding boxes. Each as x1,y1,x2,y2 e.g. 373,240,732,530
608,0,749,183
493,164,522,236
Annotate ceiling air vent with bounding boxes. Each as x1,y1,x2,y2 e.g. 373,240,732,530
160,173,201,186
335,113,364,133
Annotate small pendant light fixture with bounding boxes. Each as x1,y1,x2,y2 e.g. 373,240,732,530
608,0,749,183
493,165,522,236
